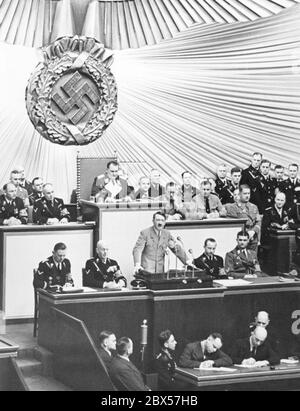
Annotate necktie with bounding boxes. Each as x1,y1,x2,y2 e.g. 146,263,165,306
205,198,210,214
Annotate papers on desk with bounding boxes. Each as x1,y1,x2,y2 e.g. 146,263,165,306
234,364,261,369
194,367,236,372
214,279,250,287
280,359,299,365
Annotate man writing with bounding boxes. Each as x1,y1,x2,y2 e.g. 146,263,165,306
133,211,187,273
179,333,232,369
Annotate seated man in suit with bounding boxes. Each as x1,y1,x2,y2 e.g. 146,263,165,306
179,171,199,204
33,183,70,225
133,211,187,274
98,330,116,370
148,169,165,199
185,180,226,220
249,311,281,356
232,326,280,367
225,231,262,279
91,160,129,203
34,242,73,290
84,240,127,289
109,337,150,391
0,183,28,226
192,238,227,279
214,164,231,204
261,192,290,245
179,333,232,369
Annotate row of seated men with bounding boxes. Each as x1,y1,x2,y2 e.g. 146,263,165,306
91,155,300,215
95,310,299,391
0,167,70,225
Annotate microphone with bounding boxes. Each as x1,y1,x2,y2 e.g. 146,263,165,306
140,319,148,373
165,249,170,278
189,249,195,278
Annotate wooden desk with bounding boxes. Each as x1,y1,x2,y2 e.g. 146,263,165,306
0,337,28,391
38,277,300,372
176,364,300,390
0,223,94,321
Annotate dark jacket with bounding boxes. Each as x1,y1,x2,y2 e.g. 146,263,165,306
155,349,177,390
109,356,149,391
178,341,233,368
282,178,300,209
0,195,28,225
98,347,113,370
34,256,72,289
28,191,43,206
240,166,262,209
215,178,232,205
261,206,290,245
289,203,300,229
148,183,165,199
193,253,226,279
84,257,126,288
232,337,280,366
33,197,70,224
256,175,276,213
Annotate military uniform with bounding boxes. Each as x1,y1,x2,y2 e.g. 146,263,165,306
33,197,70,224
225,201,261,251
28,191,43,206
218,182,240,205
273,178,286,194
84,257,127,288
257,175,276,214
289,203,300,229
0,194,28,225
225,247,262,279
20,179,33,196
185,193,226,220
214,177,232,204
240,166,261,209
282,178,300,209
261,206,290,245
155,349,179,391
34,256,72,289
91,173,129,201
193,253,227,279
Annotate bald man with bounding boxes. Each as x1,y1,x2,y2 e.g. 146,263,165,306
33,184,70,225
232,326,280,367
84,241,127,289
250,311,281,356
261,192,290,245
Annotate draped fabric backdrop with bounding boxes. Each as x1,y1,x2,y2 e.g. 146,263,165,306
0,5,300,201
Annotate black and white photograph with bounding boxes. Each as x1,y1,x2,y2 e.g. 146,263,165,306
0,0,300,395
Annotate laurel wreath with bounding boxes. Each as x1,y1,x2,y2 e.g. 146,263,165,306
26,37,118,146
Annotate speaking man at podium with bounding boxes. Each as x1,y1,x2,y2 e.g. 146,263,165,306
133,211,187,273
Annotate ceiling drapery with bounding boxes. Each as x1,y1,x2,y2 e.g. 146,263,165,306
0,0,300,49
0,5,300,200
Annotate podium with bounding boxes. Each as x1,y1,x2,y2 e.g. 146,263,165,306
135,269,213,290
268,229,297,274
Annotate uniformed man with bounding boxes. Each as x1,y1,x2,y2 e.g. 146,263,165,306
180,171,199,203
289,187,300,229
134,176,151,200
91,160,129,202
257,159,276,214
225,231,262,279
28,177,44,206
133,211,187,274
33,183,70,225
226,185,261,251
158,182,186,221
33,242,73,290
185,180,226,220
0,183,28,225
9,170,30,207
192,238,227,279
214,164,231,204
282,163,300,209
220,167,242,205
148,169,165,199
155,330,184,391
273,165,286,194
261,192,290,245
240,152,263,208
84,240,127,289
289,230,300,277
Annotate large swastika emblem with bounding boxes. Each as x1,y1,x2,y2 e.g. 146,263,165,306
52,71,100,125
